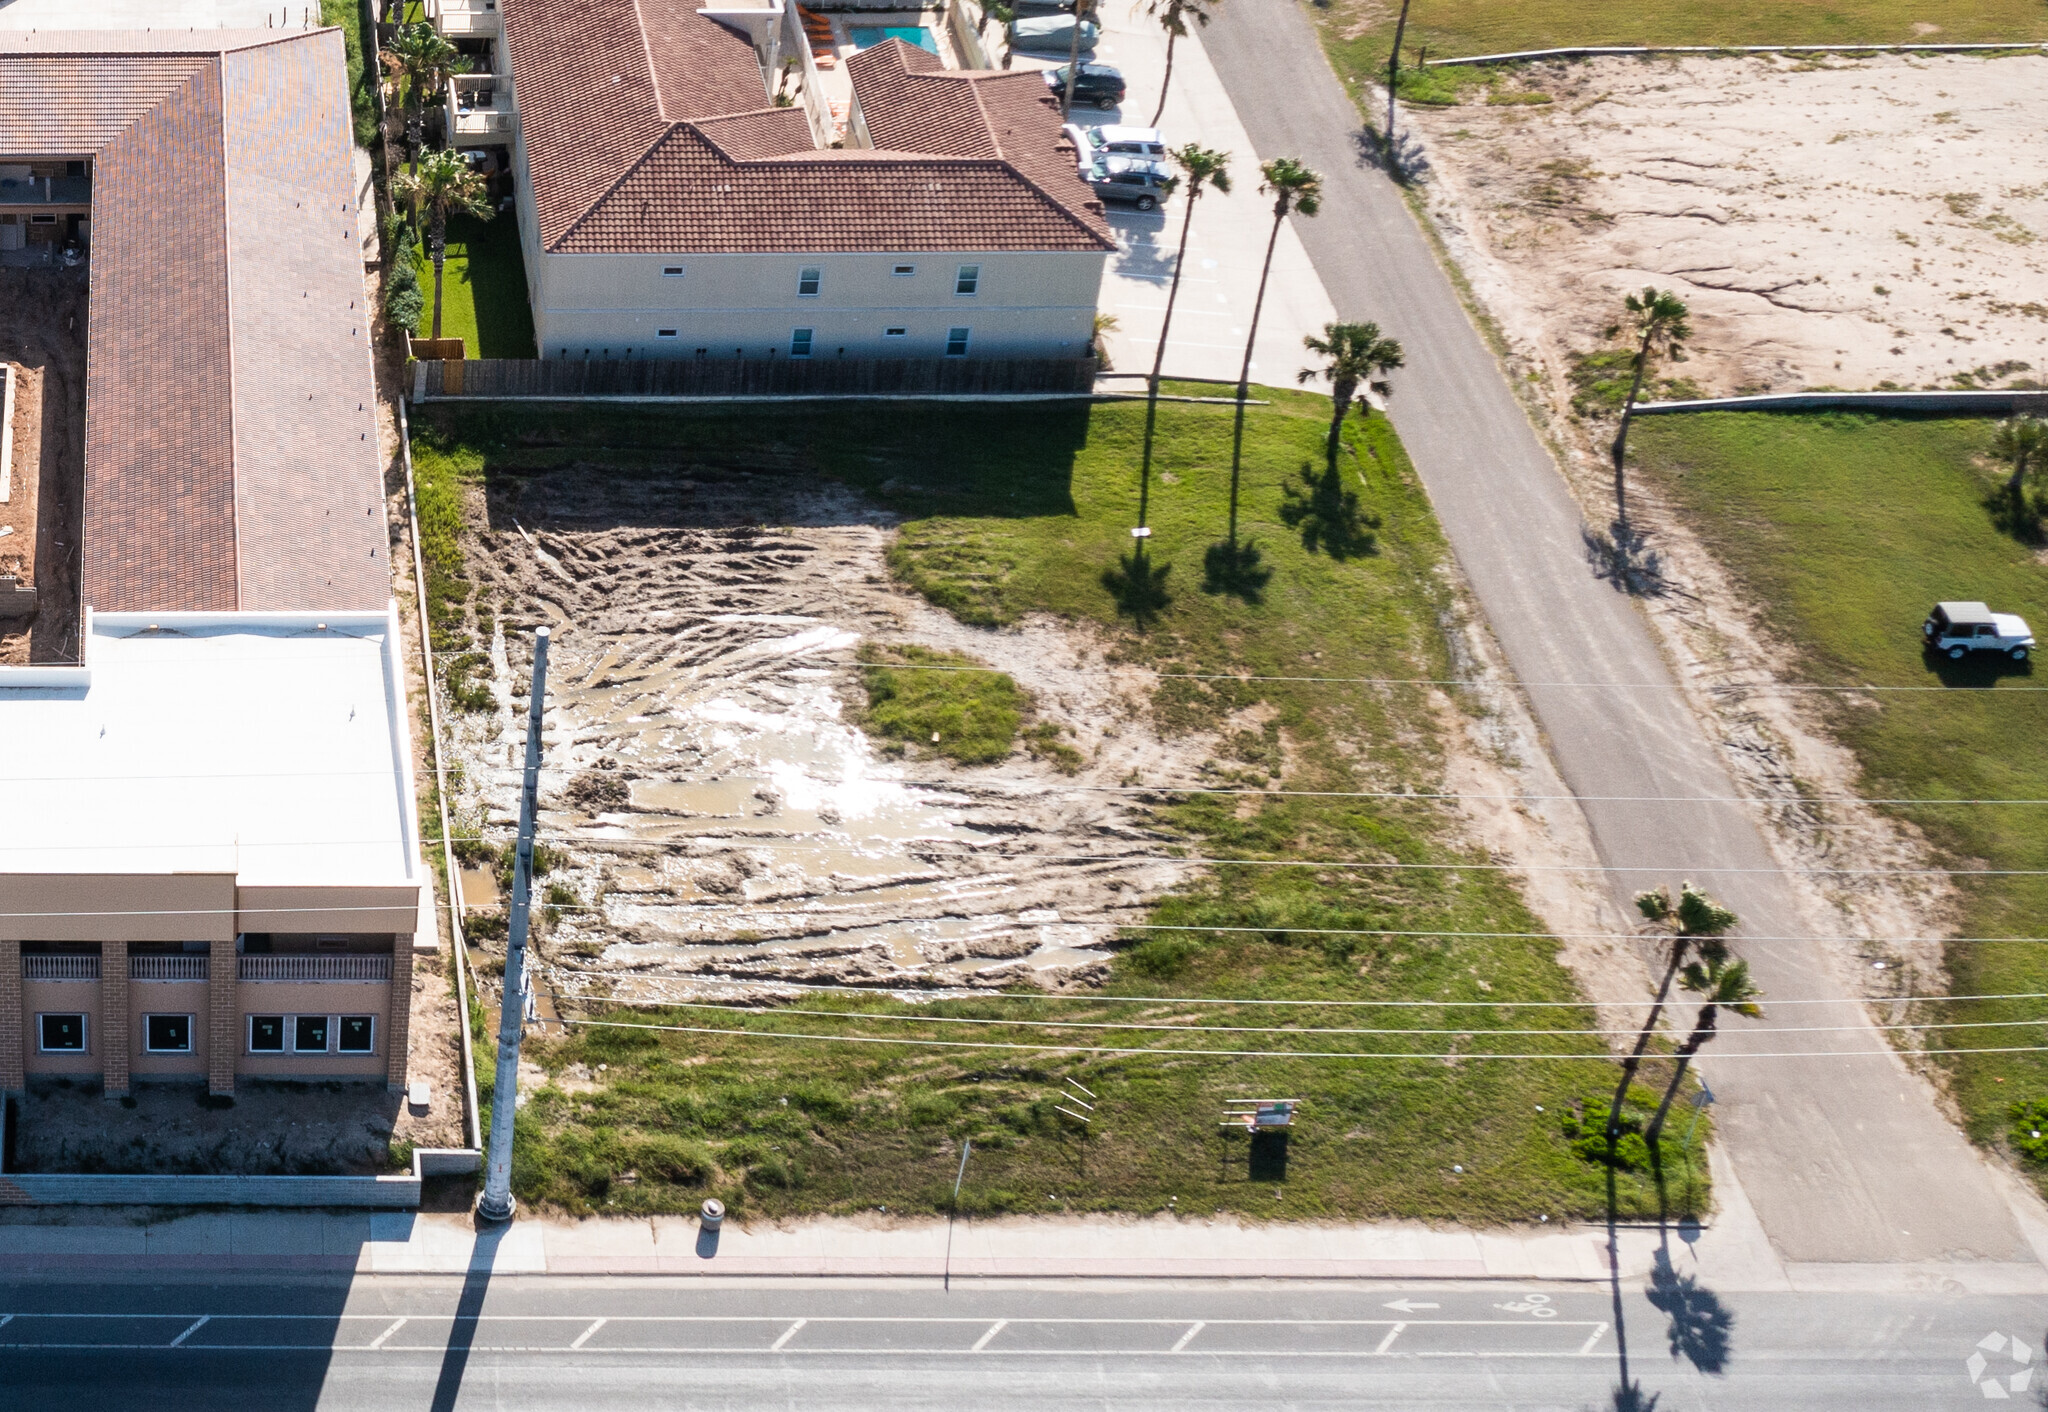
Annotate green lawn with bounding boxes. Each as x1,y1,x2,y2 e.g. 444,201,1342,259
1630,411,2048,1177
1313,0,2048,93
418,211,536,359
419,393,1696,1223
320,0,380,149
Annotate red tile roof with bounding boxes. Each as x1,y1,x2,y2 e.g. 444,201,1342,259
502,0,1112,256
0,31,386,614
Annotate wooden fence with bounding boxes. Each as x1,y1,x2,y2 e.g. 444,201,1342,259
414,355,1100,400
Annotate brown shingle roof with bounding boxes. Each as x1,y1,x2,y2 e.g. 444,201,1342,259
503,0,1112,256
0,31,386,614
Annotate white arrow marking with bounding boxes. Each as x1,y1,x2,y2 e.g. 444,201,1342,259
1382,1300,1441,1313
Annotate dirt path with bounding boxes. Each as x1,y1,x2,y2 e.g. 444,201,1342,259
448,462,1204,1002
0,268,84,665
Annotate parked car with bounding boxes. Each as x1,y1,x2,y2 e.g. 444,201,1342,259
1084,155,1174,211
1062,122,1167,162
1923,600,2035,660
1009,15,1098,52
1043,62,1124,111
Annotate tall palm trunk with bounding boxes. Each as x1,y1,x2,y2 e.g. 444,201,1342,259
1059,2,1088,120
429,209,448,340
2009,446,2032,503
1137,186,1204,530
1324,375,1356,469
1605,936,1688,1138
1226,208,1285,547
1609,323,1656,524
1644,1007,1719,1155
1150,27,1178,127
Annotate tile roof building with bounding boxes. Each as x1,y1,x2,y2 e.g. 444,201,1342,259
490,0,1115,363
0,29,387,614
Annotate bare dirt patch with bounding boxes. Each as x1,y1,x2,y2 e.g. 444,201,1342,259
0,267,83,664
444,463,1205,1008
1411,52,2048,407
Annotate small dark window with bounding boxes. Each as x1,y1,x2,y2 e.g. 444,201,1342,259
662,265,684,277
790,328,814,358
892,263,916,276
656,329,678,338
294,1015,329,1053
250,1015,285,1052
945,327,970,357
145,1014,192,1053
955,264,980,296
338,1016,376,1054
39,1013,85,1052
797,267,822,297
884,327,907,337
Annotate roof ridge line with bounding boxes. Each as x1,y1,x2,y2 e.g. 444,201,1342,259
629,0,667,121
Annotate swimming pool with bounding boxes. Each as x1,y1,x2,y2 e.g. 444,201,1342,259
847,25,939,53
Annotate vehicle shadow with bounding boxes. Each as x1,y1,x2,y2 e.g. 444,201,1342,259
1920,648,2035,688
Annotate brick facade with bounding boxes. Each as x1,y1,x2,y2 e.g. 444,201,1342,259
100,941,129,1097
208,937,237,1095
385,934,413,1092
0,939,20,1092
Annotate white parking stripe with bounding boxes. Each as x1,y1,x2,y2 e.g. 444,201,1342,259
570,1319,606,1351
971,1320,1008,1352
167,1317,208,1348
367,1318,407,1350
1170,1321,1205,1353
1577,1323,1610,1356
770,1318,807,1351
1374,1324,1406,1354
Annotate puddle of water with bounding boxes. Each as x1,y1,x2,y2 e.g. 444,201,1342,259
458,868,499,910
630,778,759,817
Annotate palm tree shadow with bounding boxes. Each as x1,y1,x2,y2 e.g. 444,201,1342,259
1583,519,1675,598
1646,1245,1733,1374
1202,538,1272,602
1279,462,1379,560
1101,548,1172,628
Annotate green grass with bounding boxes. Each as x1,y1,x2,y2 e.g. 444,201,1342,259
857,645,1030,766
1314,0,2048,81
424,394,1694,1223
1630,411,2048,1176
320,0,381,150
418,212,536,359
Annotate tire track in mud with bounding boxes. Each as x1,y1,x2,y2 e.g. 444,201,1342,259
452,464,1202,1002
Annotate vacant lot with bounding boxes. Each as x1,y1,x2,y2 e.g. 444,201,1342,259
1397,52,2048,417
1632,410,2048,1178
1316,0,2048,75
416,393,1688,1223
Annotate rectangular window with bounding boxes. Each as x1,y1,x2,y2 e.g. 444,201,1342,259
797,266,822,297
945,327,971,357
338,1016,376,1054
892,263,916,276
884,327,907,337
662,265,684,277
249,1015,285,1052
38,1013,85,1052
955,264,980,296
144,1014,193,1053
656,329,678,338
790,328,814,358
294,1015,330,1053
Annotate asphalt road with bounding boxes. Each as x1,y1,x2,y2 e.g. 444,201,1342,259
1192,4,2033,1268
0,1273,2038,1410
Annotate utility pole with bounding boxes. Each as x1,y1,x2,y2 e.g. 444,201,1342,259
477,626,551,1223
1384,0,1413,159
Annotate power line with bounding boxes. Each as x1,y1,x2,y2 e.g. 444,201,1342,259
553,1016,2048,1062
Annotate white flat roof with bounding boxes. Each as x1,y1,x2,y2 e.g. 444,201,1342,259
0,609,419,888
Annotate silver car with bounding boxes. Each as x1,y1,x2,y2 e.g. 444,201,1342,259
1084,155,1173,212
1008,15,1098,51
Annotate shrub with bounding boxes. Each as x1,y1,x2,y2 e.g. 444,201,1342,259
385,258,424,335
2010,1101,2048,1164
1121,935,1201,977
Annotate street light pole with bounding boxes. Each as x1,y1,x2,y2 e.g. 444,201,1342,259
477,626,551,1223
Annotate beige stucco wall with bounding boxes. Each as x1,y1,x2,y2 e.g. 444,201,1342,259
22,978,100,1074
130,978,208,1078
236,884,419,934
233,978,390,1079
0,874,235,944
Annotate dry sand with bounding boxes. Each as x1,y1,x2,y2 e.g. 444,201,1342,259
1410,51,2048,407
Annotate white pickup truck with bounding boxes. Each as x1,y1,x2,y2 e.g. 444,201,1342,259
1923,601,2035,661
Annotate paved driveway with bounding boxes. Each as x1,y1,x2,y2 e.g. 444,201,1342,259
1194,4,2042,1269
1004,13,1337,384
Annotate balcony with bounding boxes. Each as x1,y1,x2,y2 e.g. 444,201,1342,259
131,955,208,982
427,0,500,39
22,955,98,981
447,74,515,146
239,954,392,982
0,175,90,210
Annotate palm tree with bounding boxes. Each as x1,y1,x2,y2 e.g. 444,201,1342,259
1225,158,1322,548
1642,954,1764,1159
1297,321,1404,470
1609,287,1691,525
383,22,465,176
1991,416,2047,507
1135,143,1230,530
1058,0,1100,121
394,148,494,341
1143,0,1220,127
1604,883,1736,1144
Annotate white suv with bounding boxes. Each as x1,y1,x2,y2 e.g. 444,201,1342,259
1062,122,1168,163
1923,601,2035,661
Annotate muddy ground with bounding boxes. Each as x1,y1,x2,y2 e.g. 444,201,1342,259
445,461,1205,1007
1412,51,2048,407
0,267,83,664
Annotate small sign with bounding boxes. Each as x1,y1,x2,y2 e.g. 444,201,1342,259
1130,526,1152,539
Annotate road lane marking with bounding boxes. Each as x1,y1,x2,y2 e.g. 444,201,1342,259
1374,1324,1406,1355
167,1318,208,1348
770,1319,807,1351
1577,1323,1611,1356
1170,1321,1205,1353
0,1315,12,1331
367,1318,407,1350
972,1320,1008,1352
570,1318,606,1351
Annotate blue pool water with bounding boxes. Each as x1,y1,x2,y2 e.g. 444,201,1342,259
847,25,939,52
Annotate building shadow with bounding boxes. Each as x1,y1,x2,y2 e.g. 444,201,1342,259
429,1218,508,1412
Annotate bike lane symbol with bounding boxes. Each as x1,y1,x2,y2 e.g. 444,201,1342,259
1494,1293,1560,1318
